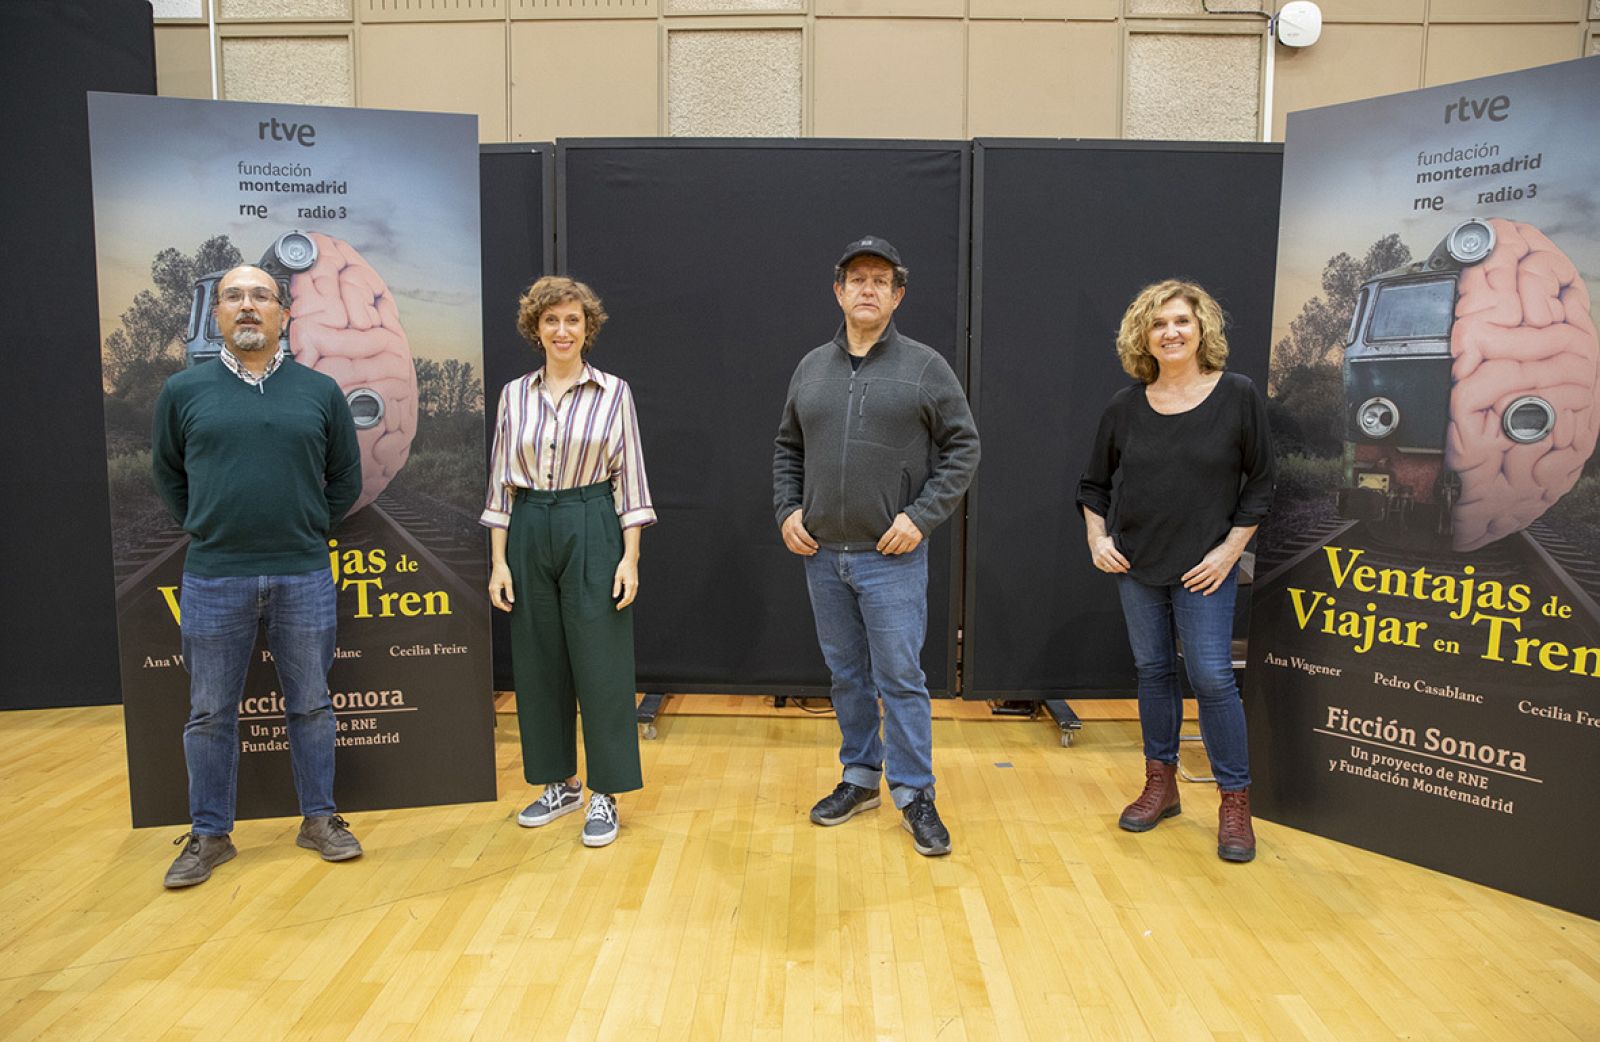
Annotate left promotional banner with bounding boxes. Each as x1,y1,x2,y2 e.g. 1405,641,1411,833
88,94,496,827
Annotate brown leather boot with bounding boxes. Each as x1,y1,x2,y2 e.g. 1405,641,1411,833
1217,787,1256,862
1118,759,1181,832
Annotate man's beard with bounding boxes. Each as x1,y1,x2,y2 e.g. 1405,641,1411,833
230,326,270,353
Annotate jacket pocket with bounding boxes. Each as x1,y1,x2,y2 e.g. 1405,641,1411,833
854,380,923,450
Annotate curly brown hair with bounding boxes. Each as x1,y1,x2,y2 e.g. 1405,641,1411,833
1114,279,1229,384
516,276,608,355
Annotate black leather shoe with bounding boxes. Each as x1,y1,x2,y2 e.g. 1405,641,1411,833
163,832,237,888
809,781,881,825
901,792,951,856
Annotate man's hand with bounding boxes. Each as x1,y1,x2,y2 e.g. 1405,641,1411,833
1088,534,1130,574
488,562,515,612
876,512,923,555
782,509,819,556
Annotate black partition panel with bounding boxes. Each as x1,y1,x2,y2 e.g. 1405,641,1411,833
1,1,155,709
558,140,969,694
964,141,1282,698
480,144,554,691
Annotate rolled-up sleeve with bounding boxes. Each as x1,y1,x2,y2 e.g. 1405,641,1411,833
609,379,656,529
1231,377,1276,527
1075,403,1120,519
479,382,516,529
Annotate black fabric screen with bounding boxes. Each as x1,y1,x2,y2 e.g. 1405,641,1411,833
557,141,969,693
963,141,1283,698
1,1,155,709
479,144,554,692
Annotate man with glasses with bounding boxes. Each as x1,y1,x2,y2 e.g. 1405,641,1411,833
152,265,363,887
773,237,980,857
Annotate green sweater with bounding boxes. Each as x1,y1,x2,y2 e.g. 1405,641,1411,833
152,358,362,577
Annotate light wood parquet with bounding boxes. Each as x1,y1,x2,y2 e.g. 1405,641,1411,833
0,698,1595,1041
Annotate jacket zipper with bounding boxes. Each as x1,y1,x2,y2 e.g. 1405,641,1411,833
840,371,855,538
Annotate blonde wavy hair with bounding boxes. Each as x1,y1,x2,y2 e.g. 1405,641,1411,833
1114,279,1229,384
516,275,608,355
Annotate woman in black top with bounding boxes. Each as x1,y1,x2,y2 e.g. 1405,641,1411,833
1077,279,1275,863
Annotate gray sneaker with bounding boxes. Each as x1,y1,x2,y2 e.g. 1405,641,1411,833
296,814,363,861
581,793,619,848
518,781,583,827
163,832,237,888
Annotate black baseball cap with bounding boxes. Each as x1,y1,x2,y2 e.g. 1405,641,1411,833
837,235,903,269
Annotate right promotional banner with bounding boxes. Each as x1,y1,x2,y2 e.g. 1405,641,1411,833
1246,56,1600,920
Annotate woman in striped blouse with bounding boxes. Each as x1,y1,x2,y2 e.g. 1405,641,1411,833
481,276,656,848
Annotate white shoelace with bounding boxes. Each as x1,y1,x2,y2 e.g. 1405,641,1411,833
541,783,577,810
586,795,616,824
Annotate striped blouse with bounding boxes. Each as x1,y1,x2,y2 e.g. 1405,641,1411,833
480,363,656,530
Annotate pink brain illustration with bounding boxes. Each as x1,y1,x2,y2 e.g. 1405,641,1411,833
287,233,418,513
1445,218,1600,551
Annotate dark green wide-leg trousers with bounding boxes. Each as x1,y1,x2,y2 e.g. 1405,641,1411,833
506,483,642,795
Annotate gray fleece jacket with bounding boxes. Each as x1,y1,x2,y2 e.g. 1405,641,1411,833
773,323,980,550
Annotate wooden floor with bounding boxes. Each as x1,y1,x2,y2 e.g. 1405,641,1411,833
1,698,1596,1042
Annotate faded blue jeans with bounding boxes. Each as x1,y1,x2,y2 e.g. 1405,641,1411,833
1116,566,1250,790
180,569,339,835
804,543,934,809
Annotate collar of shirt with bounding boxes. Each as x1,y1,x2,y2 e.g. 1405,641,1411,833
219,345,287,389
831,321,897,357
530,362,604,391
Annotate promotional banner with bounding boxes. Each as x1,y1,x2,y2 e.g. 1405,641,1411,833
89,93,496,827
1248,58,1600,918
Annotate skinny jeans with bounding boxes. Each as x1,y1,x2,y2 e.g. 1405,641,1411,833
1115,566,1250,790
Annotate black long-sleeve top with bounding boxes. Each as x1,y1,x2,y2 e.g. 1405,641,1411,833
1075,371,1275,587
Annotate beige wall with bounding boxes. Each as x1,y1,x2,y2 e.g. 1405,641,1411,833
358,22,507,138
153,24,213,99
152,1,1596,142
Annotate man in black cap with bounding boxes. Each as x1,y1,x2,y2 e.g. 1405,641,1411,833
773,236,980,856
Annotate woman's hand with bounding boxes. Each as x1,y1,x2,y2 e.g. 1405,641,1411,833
488,561,515,612
612,557,639,610
1182,543,1241,596
1089,534,1131,574
1083,509,1129,573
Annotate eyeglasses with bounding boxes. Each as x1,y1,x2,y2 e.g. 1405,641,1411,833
219,287,281,306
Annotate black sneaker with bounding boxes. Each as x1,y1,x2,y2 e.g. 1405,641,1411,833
900,792,951,856
163,832,237,888
809,781,881,825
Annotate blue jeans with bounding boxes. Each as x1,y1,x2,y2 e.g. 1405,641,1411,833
180,569,339,835
803,544,933,809
1116,567,1250,791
